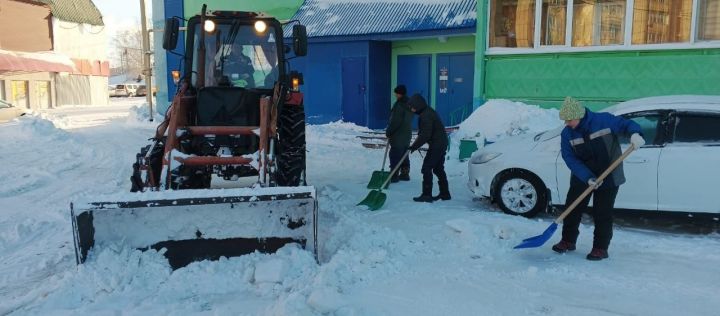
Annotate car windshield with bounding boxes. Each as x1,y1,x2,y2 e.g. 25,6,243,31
192,21,279,89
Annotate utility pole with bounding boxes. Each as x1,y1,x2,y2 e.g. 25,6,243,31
140,0,154,122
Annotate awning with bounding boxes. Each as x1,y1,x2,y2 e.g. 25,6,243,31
0,49,76,74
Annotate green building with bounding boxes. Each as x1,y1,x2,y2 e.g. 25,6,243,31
472,0,720,110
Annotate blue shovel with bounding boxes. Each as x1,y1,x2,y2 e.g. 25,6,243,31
514,146,636,249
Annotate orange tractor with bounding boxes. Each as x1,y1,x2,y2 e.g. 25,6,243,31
71,6,317,269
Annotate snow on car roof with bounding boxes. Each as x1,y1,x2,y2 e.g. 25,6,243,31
604,95,720,115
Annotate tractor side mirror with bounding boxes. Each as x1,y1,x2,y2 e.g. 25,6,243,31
163,18,180,50
292,25,307,57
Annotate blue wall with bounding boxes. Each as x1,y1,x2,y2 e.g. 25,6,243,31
292,40,391,129
164,0,185,103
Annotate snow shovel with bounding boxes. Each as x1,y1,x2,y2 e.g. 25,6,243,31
358,150,410,211
367,139,391,189
514,146,636,249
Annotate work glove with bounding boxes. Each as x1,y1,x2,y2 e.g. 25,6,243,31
630,133,645,148
588,178,603,190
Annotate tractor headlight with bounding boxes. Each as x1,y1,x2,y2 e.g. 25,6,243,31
254,21,267,33
470,152,501,164
204,19,216,33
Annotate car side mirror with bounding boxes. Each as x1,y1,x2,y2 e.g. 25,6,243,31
292,25,307,57
163,18,180,50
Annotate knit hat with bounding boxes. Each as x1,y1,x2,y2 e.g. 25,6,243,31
559,97,585,120
393,85,407,95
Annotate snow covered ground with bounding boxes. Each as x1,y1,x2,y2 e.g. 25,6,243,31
0,97,718,315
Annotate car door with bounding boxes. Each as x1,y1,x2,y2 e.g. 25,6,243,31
658,111,720,214
555,111,664,211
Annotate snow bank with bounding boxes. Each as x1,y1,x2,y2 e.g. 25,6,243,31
456,99,561,142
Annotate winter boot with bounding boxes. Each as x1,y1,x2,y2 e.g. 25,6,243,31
413,195,433,203
586,248,609,261
399,167,410,181
433,179,451,201
413,183,433,203
551,240,576,253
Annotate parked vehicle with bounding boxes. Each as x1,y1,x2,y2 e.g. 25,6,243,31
135,85,148,96
467,95,720,217
125,83,141,97
0,98,26,122
109,84,130,97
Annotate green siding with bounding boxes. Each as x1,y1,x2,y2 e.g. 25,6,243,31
391,36,475,109
485,49,720,109
184,0,303,20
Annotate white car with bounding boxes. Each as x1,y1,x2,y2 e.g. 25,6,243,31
0,98,26,123
467,95,720,218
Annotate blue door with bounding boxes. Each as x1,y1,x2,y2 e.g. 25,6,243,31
341,57,367,126
436,53,474,126
398,55,431,129
397,55,431,102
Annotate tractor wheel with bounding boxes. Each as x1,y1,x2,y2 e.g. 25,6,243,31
275,104,306,187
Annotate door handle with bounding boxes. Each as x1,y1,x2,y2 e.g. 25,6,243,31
626,158,648,164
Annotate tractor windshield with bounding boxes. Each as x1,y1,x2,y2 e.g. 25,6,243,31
191,22,280,89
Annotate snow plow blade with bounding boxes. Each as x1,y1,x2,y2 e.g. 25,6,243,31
71,187,317,269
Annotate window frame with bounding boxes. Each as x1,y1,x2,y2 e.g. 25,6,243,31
486,0,720,54
620,110,672,147
667,110,720,145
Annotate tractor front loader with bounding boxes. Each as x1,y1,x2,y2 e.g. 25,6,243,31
71,6,316,269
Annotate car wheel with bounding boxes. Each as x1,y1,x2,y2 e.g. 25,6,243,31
492,170,547,218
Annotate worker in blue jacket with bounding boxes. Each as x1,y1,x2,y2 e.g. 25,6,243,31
552,97,645,261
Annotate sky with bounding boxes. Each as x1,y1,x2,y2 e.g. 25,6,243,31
93,0,152,65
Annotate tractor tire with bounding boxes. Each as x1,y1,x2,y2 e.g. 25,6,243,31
275,104,306,187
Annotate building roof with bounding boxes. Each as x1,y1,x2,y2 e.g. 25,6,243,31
286,0,476,38
36,0,104,26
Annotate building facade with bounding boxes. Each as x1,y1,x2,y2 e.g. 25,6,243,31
476,0,720,109
0,0,109,109
154,0,719,126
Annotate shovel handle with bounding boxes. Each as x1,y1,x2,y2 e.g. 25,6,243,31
380,139,390,171
555,146,636,224
378,150,410,190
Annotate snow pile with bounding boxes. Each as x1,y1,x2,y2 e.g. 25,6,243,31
126,102,164,125
2,115,67,141
456,99,561,143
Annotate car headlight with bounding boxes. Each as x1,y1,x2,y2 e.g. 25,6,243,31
470,152,501,164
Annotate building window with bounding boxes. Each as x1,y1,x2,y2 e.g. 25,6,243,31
0,80,5,100
572,0,626,46
11,81,29,109
697,0,720,41
632,0,692,44
490,0,536,47
36,81,52,109
542,0,568,45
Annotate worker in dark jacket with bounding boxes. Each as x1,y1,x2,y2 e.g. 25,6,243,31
553,97,645,261
386,85,413,182
407,94,450,202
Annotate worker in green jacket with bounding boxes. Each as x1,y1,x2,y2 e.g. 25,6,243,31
386,85,413,182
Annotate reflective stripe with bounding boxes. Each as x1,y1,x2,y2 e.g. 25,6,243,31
589,128,611,140
570,138,584,145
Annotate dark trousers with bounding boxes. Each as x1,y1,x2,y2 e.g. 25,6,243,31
420,147,448,195
389,145,410,171
561,177,620,250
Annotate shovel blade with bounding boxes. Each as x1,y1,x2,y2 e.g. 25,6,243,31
357,189,387,211
367,171,391,189
514,223,558,249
